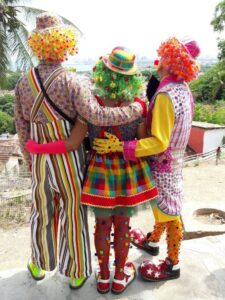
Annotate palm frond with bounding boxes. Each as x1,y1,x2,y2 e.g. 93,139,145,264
14,5,45,29
7,23,34,71
0,25,9,87
16,5,84,36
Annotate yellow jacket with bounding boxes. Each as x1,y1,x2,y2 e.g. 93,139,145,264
136,93,175,157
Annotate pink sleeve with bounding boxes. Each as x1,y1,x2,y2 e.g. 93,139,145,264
14,82,31,164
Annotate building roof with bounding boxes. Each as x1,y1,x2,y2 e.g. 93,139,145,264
0,135,22,162
192,121,225,129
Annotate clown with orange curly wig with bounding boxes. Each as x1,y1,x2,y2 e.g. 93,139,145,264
93,37,201,282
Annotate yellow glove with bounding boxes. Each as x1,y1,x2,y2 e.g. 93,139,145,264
93,132,123,154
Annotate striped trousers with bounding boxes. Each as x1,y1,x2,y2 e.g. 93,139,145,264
30,121,92,278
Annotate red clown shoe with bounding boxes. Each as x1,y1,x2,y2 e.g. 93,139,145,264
111,262,136,294
139,257,180,282
130,228,159,256
95,266,110,294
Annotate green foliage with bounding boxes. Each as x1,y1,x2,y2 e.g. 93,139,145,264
0,110,16,134
211,0,225,32
0,93,15,116
211,0,225,60
0,1,37,83
190,61,225,102
193,101,225,125
0,1,82,87
0,93,15,133
92,59,144,102
1,71,21,90
217,39,225,60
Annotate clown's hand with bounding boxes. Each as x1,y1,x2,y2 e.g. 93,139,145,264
93,132,123,154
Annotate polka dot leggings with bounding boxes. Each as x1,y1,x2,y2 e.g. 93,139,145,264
149,219,183,265
94,215,130,280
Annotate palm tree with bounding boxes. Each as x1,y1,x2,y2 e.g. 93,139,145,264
0,0,82,87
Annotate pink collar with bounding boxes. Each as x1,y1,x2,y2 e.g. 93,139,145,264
157,75,183,91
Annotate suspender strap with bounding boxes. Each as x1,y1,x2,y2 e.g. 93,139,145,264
34,67,75,125
95,95,122,140
29,67,65,122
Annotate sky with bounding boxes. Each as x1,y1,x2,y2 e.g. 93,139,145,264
29,0,221,61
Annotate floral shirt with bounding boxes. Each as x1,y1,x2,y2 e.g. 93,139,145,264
14,62,143,164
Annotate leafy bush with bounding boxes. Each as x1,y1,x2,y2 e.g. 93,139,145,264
190,61,225,102
0,111,16,134
1,71,22,90
194,101,225,125
0,94,15,117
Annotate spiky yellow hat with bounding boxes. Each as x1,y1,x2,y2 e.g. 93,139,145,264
28,13,79,62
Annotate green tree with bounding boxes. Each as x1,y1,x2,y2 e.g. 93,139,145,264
0,110,15,134
0,94,14,117
1,70,21,90
190,61,225,102
0,0,83,87
211,0,225,60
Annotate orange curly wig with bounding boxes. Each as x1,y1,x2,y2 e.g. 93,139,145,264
157,37,200,82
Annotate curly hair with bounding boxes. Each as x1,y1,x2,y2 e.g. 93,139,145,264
157,37,200,82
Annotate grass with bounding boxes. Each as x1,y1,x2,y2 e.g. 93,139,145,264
0,196,31,229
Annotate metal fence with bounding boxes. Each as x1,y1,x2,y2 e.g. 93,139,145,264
0,144,224,226
184,144,225,166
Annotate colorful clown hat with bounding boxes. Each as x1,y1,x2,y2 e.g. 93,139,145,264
103,47,138,75
157,37,201,82
28,13,80,62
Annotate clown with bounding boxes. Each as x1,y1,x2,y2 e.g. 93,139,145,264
14,13,145,289
93,37,201,281
26,46,157,294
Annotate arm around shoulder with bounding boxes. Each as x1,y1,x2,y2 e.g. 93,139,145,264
135,93,175,157
72,76,145,126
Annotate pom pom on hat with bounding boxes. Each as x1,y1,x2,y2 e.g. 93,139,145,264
154,59,159,66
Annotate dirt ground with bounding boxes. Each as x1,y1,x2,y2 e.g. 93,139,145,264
0,159,224,272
